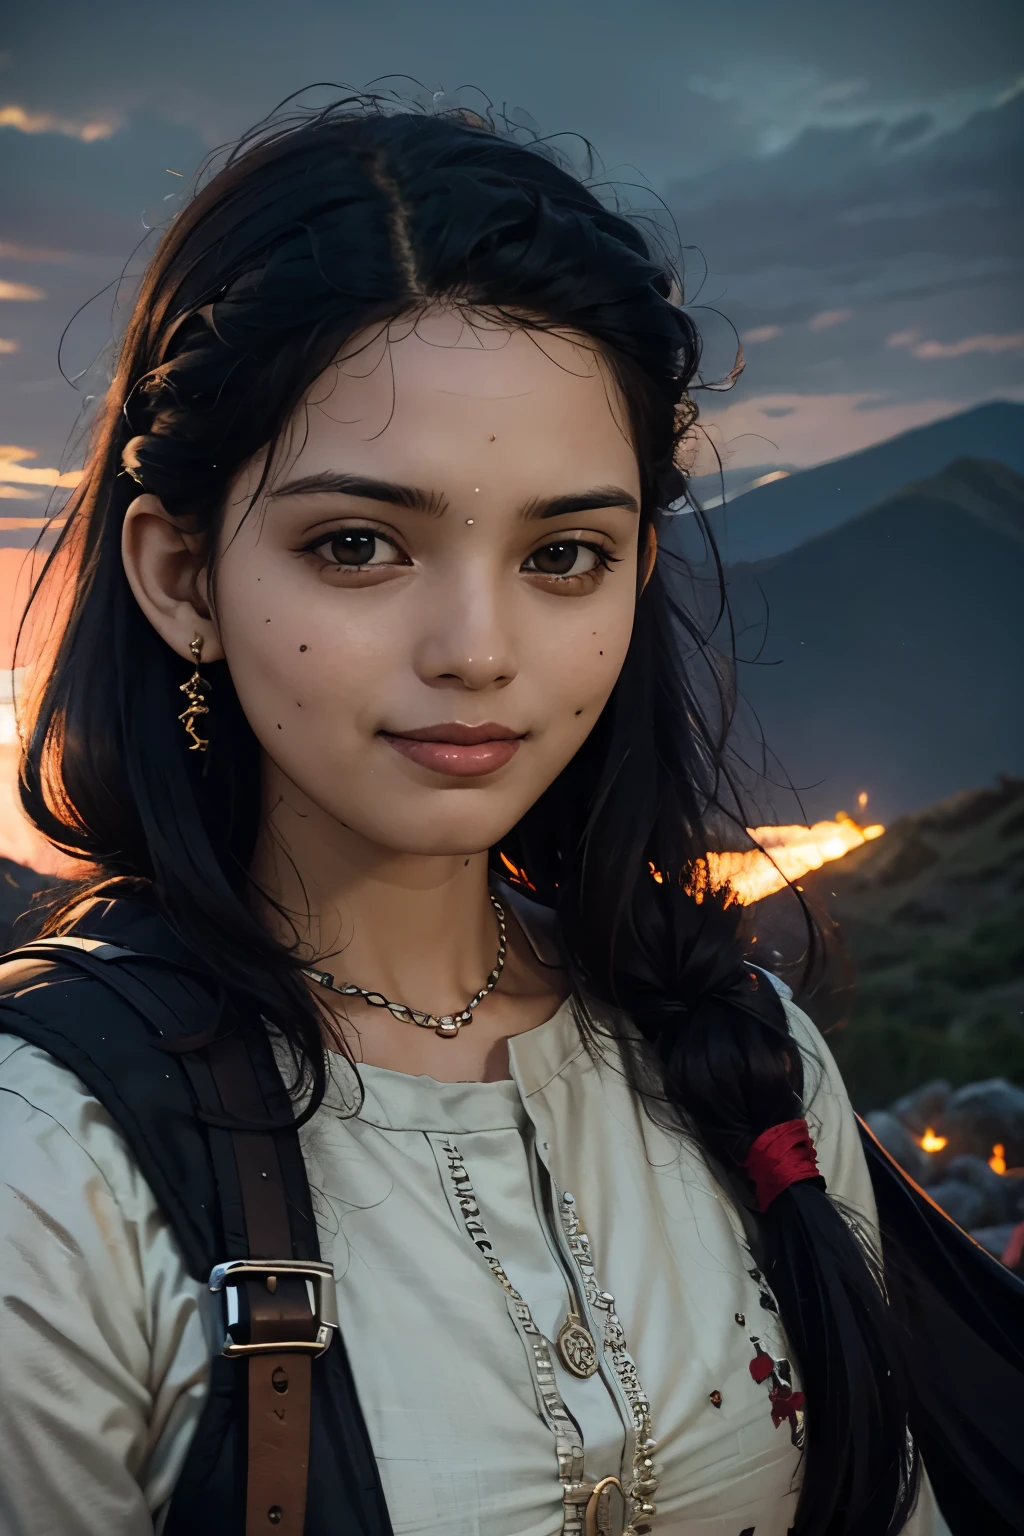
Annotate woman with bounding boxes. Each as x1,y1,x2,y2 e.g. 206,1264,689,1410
0,95,974,1536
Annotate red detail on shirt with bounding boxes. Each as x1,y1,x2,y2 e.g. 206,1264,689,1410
749,1351,774,1384
769,1385,806,1430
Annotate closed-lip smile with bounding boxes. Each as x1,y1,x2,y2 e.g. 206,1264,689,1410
380,721,525,777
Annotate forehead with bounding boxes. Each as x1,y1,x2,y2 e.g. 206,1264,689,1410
276,309,639,489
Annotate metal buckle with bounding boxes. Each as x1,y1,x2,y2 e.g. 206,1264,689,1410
209,1258,339,1358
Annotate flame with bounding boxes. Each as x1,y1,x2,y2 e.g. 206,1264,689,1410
857,791,869,810
920,1128,948,1153
990,1144,1007,1175
498,851,536,891
704,814,885,905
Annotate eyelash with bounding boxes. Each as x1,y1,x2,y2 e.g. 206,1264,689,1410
300,528,620,583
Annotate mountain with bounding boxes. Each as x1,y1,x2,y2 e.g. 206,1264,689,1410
722,456,1024,824
753,776,1024,1112
667,401,1024,565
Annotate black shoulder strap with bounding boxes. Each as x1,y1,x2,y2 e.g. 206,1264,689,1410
0,935,224,1276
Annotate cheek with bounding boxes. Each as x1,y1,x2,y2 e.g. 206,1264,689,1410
528,586,636,731
212,553,393,750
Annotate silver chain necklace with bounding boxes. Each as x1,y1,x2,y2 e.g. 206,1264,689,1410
303,894,507,1038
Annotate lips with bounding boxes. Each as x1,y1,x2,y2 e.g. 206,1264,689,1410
380,722,524,778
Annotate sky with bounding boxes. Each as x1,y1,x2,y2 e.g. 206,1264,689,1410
1,0,1022,502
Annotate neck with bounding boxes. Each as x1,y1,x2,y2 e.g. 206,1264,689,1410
252,776,496,1007
249,759,566,1082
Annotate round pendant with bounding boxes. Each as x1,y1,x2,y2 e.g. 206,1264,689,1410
556,1316,599,1378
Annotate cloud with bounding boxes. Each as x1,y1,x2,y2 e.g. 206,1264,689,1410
694,390,968,470
745,325,782,343
0,240,73,264
0,339,19,355
809,308,853,331
0,103,115,142
886,327,1024,358
886,328,922,348
813,79,868,107
0,446,82,496
0,281,45,301
912,331,1024,359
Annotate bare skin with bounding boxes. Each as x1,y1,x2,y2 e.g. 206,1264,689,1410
121,308,646,1082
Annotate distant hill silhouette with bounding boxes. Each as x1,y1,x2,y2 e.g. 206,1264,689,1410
725,456,1024,823
668,400,1024,565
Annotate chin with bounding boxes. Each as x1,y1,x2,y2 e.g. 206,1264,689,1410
356,803,521,861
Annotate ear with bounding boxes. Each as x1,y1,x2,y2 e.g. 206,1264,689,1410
121,494,225,662
640,523,657,592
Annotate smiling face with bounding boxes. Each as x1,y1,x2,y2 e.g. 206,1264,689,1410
210,308,643,860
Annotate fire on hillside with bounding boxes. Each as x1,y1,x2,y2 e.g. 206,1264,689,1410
707,811,885,905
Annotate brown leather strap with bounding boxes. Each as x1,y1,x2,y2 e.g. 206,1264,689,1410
206,1029,318,1536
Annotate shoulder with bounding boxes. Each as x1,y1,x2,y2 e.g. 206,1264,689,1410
751,968,875,1225
0,1030,162,1231
776,991,877,1230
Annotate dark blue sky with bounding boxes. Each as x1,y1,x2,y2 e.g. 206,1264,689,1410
1,0,1022,499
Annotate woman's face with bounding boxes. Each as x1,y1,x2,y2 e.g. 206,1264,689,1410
212,309,643,859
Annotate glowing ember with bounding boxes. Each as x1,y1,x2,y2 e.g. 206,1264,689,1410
920,1128,948,1153
990,1144,1007,1175
499,851,536,891
705,813,885,905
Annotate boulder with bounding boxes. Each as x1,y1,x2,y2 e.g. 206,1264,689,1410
969,1224,1017,1261
863,1111,933,1185
926,1180,988,1231
943,1155,1013,1225
936,1078,1024,1165
889,1079,951,1137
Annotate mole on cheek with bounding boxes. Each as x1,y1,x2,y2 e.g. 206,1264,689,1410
574,709,583,716
299,644,308,652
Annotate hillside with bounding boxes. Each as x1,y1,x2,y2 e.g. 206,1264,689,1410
722,456,1024,823
759,776,1024,1111
668,400,1024,565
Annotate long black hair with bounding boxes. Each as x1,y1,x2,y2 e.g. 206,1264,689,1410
20,93,917,1535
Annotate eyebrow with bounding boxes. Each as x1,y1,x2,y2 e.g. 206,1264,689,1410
268,471,639,520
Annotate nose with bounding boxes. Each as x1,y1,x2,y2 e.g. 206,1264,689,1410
413,564,518,692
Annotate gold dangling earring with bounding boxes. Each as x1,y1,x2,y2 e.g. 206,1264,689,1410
178,634,212,752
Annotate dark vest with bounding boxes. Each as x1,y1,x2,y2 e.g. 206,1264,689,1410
1,897,1022,1535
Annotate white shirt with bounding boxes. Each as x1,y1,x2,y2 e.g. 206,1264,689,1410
0,992,948,1536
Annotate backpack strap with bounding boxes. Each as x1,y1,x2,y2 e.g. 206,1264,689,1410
0,934,330,1536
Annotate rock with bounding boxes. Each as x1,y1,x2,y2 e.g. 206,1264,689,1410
943,1155,1012,1224
863,1111,933,1185
927,1180,988,1231
969,1224,1017,1261
937,1078,1024,1165
889,1079,951,1137
1007,1175,1024,1220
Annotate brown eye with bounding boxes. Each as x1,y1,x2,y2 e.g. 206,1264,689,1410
524,541,602,578
328,531,380,565
305,528,407,568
